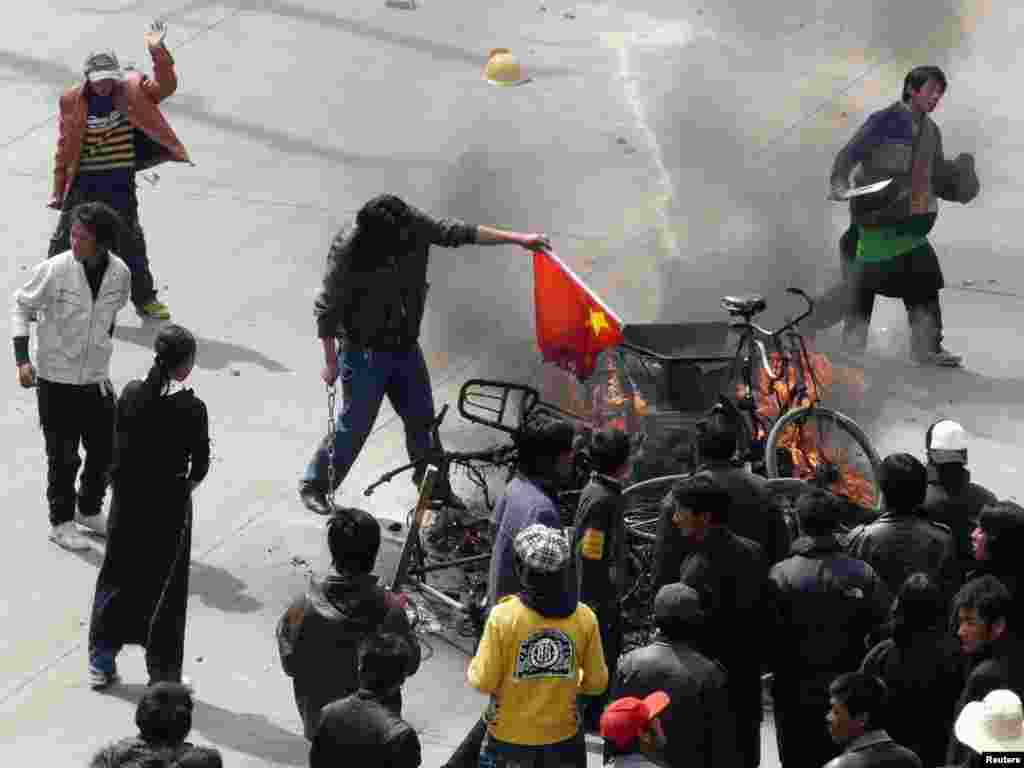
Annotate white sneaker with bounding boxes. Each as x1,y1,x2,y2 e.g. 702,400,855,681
49,522,91,551
74,510,108,537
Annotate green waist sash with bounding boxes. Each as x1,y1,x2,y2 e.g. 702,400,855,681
854,214,936,266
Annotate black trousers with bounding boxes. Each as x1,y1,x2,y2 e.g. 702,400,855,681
49,184,157,306
810,226,945,358
37,379,116,526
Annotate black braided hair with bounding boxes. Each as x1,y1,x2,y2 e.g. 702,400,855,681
123,325,197,427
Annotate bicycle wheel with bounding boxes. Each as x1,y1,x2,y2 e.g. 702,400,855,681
765,405,882,514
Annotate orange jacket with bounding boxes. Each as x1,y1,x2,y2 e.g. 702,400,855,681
51,44,191,204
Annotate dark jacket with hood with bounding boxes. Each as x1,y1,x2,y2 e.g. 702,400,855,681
487,471,564,611
923,463,996,584
679,525,771,761
653,462,791,591
769,535,891,697
277,571,421,739
314,205,477,346
846,508,957,598
862,625,964,768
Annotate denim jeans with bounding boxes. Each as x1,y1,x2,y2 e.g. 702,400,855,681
479,731,586,768
302,341,437,493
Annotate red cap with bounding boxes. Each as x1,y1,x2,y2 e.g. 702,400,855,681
599,692,671,750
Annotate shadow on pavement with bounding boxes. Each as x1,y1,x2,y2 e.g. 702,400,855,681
189,560,264,613
107,683,309,767
69,541,264,614
113,323,291,373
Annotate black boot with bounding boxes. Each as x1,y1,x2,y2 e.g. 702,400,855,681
298,481,331,516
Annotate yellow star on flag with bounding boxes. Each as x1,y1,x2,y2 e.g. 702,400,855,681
588,308,610,338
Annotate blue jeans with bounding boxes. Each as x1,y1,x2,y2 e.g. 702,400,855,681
479,731,586,768
302,342,437,492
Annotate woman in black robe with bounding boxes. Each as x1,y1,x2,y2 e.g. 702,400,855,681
88,324,210,689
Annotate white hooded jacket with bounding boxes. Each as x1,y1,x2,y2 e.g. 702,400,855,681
11,250,130,385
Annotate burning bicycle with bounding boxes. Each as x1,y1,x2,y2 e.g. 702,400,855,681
580,287,883,520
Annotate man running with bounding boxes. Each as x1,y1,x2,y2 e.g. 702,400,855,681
820,65,979,367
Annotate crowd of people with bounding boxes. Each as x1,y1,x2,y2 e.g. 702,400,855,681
7,16,1009,768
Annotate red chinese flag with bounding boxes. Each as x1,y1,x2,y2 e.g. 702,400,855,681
533,249,624,379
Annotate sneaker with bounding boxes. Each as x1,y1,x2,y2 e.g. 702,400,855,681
88,665,120,690
298,481,332,516
137,300,171,320
49,521,91,551
74,510,107,537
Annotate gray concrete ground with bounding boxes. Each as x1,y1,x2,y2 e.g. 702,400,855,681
1,1,1021,765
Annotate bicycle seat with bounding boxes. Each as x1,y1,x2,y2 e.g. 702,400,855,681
721,294,767,317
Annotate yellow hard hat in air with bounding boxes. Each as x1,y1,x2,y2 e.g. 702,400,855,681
483,48,529,86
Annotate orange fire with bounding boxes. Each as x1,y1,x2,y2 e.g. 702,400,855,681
742,347,875,509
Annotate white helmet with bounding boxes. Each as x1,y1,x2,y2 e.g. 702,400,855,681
927,419,968,464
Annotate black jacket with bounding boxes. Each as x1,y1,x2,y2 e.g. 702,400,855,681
825,731,922,768
314,205,477,345
572,473,627,610
310,689,421,768
846,510,957,598
922,465,996,584
614,637,737,768
861,629,964,768
679,528,771,729
653,463,791,589
277,572,421,739
947,632,1024,765
769,536,891,695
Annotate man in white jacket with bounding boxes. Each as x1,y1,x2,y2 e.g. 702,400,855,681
12,202,131,550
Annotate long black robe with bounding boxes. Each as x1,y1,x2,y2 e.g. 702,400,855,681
89,381,210,683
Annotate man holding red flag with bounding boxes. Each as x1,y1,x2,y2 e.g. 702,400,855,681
299,194,550,515
533,249,624,380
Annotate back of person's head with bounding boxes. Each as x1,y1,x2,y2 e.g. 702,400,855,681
126,324,198,426
513,523,571,593
892,572,946,644
516,414,575,476
71,201,124,252
902,65,948,102
652,583,705,641
327,508,381,573
978,502,1024,567
795,488,844,536
666,473,731,526
697,409,738,462
590,427,631,476
136,682,194,746
953,574,1012,628
355,194,411,252
358,632,412,692
830,672,888,729
879,453,928,512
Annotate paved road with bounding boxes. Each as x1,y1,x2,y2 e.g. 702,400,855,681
1,1,1019,765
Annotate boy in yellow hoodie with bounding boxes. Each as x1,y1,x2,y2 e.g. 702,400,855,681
469,524,608,767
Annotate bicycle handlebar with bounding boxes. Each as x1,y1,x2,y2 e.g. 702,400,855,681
738,288,814,339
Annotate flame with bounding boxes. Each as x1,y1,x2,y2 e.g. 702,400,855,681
741,346,875,509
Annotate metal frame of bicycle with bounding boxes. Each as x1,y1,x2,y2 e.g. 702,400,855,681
617,288,883,512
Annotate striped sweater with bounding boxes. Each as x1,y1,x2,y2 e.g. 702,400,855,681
76,91,136,208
